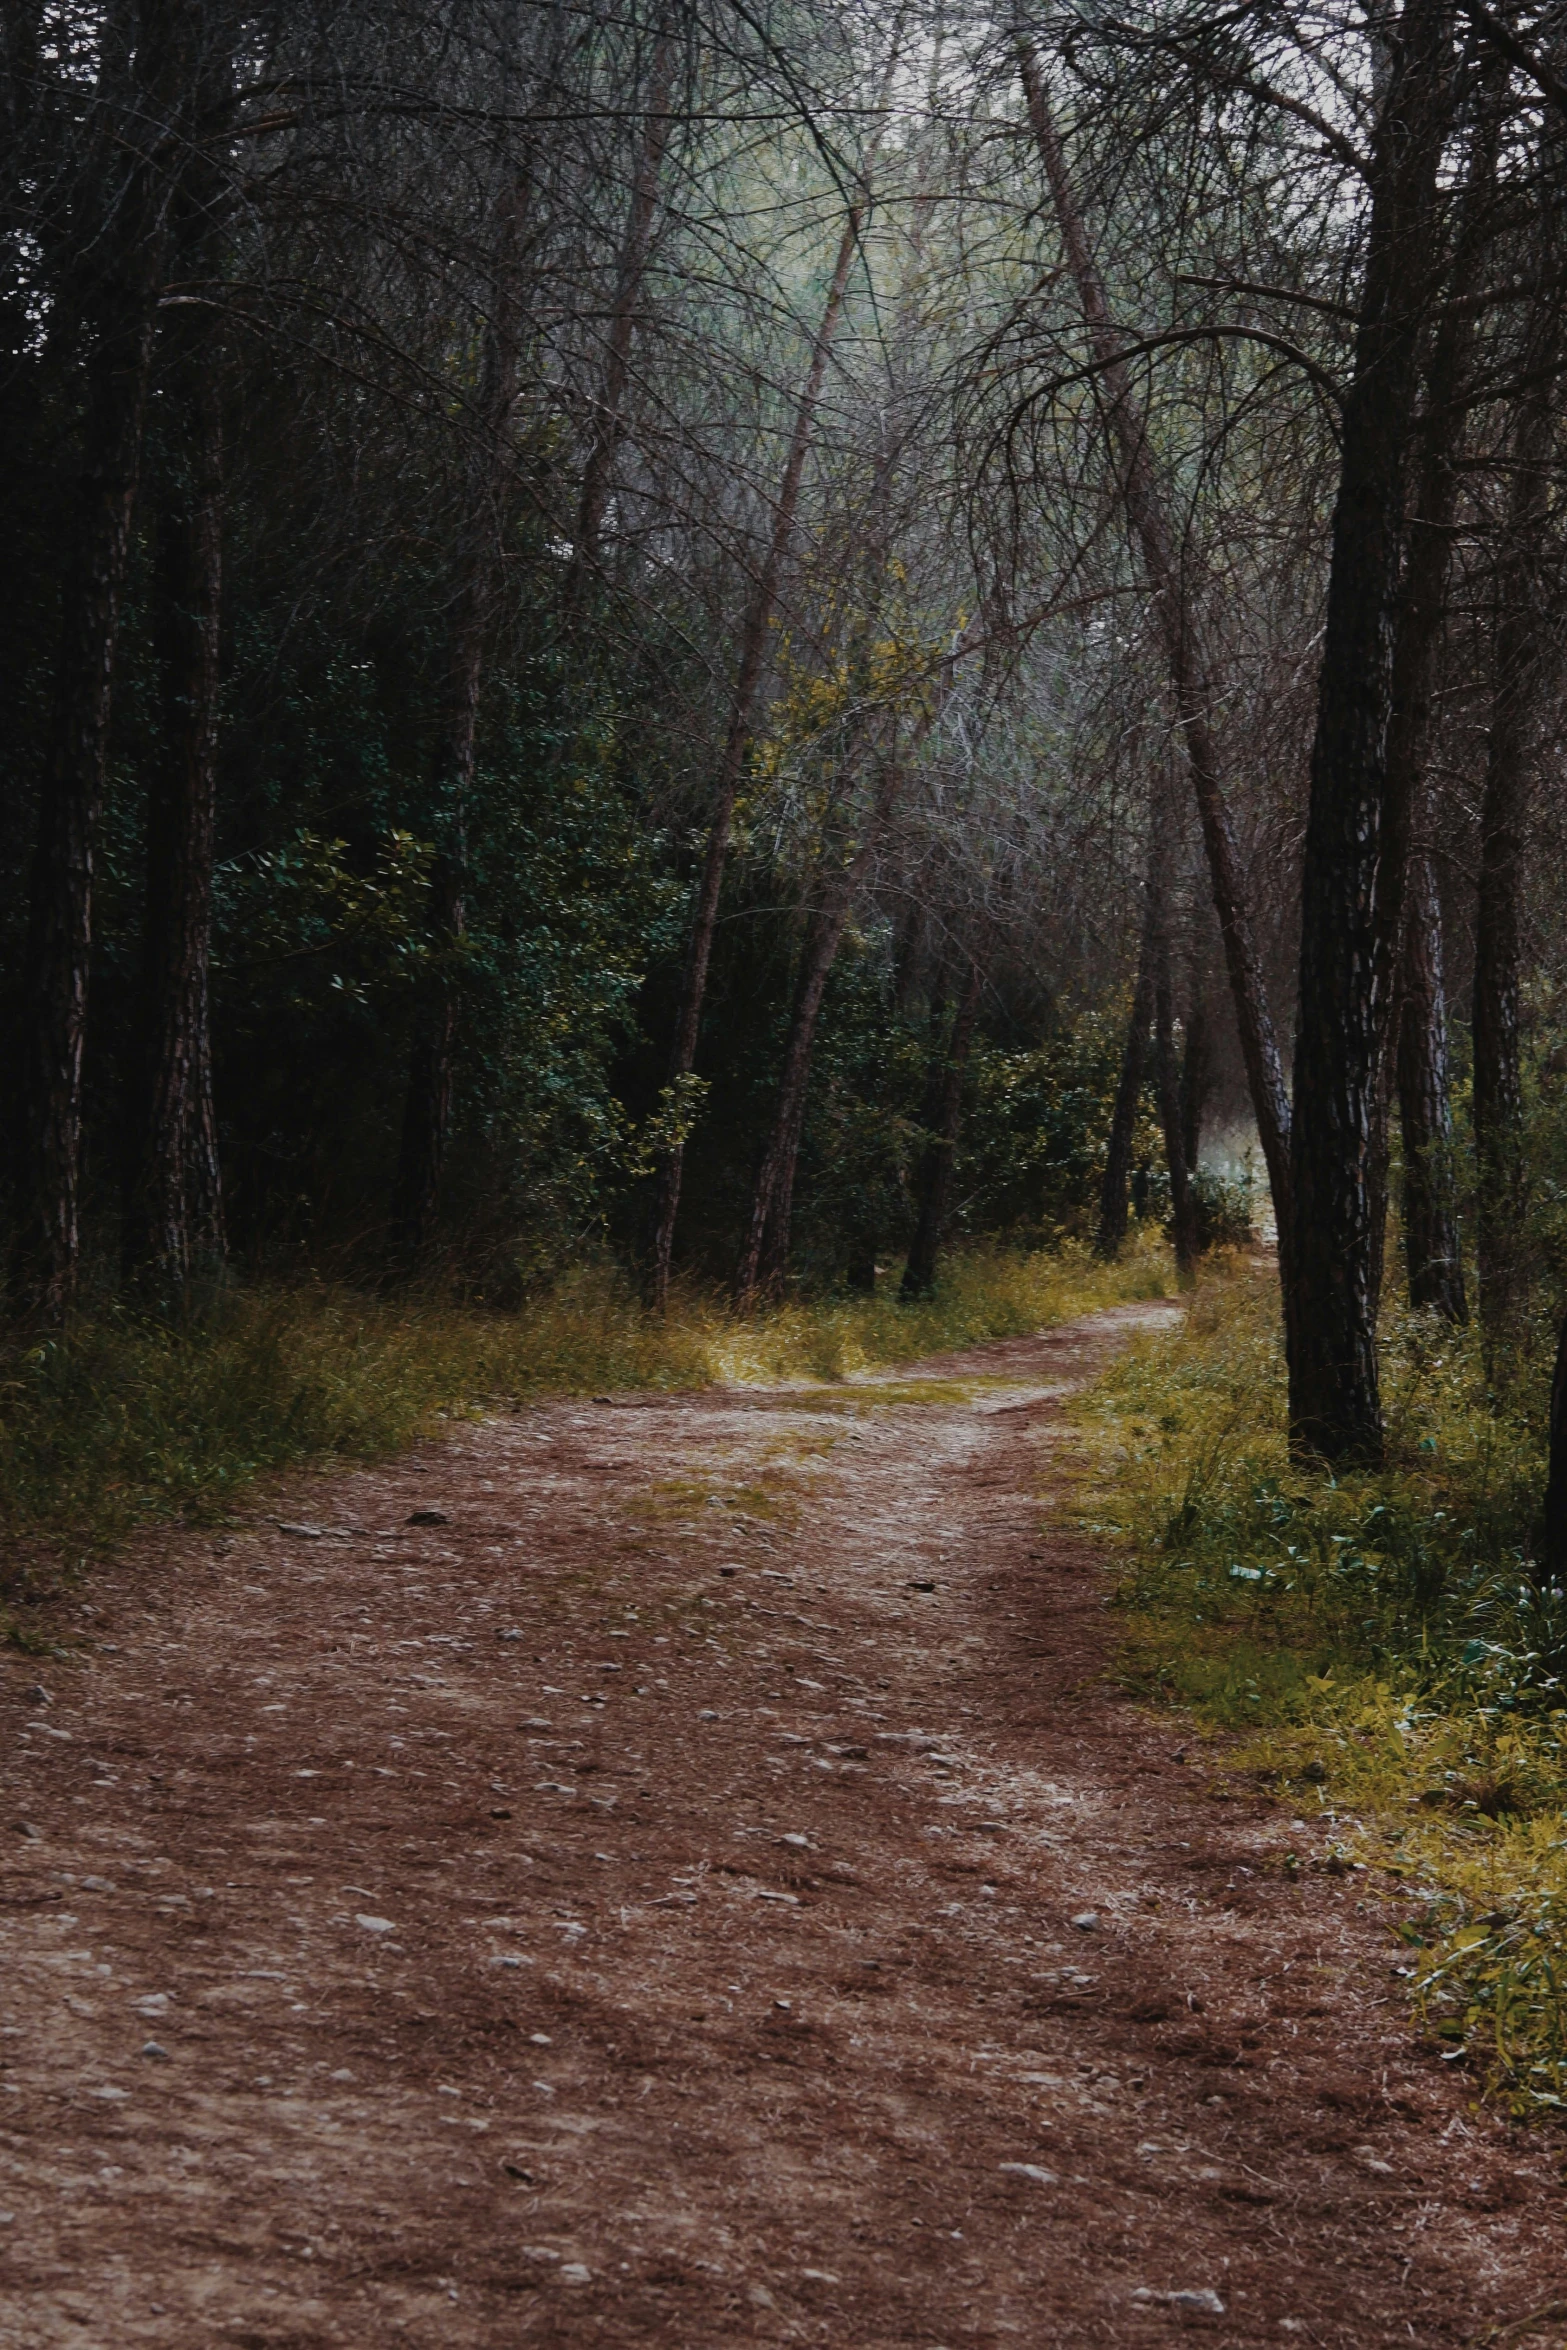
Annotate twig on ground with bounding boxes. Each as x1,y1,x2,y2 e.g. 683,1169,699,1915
1471,2303,1567,2348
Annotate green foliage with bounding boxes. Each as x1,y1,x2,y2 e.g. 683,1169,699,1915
1521,992,1567,1293
631,1074,713,1170
1075,1261,1567,2114
1189,1159,1258,1251
220,828,437,1009
779,969,1168,1283
962,1014,1136,1238
200,607,682,1264
455,712,683,1257
787,929,928,1279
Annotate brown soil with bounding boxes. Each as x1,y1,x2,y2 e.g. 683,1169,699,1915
2,1301,1562,2348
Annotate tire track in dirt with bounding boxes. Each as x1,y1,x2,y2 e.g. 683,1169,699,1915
1,1300,1561,2347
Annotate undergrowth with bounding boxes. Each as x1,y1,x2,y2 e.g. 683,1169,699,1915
1075,1259,1567,2115
0,1233,1171,1641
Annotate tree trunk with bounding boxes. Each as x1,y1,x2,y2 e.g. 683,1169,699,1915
1398,844,1466,1318
1285,0,1454,1464
1096,918,1154,1261
1380,95,1496,1326
124,55,232,1304
1017,46,1295,1265
845,1244,877,1294
1384,440,1467,1329
126,297,227,1298
1155,931,1197,1276
734,761,902,1309
646,201,867,1307
390,178,528,1267
390,787,474,1266
644,26,913,1306
13,3,180,1316
1474,378,1554,1360
1180,984,1211,1186
901,957,982,1300
564,20,675,615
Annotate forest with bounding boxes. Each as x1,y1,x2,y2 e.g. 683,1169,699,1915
4,0,1567,1503
11,0,1567,2322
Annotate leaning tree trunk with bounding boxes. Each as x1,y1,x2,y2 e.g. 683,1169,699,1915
1285,0,1454,1464
1096,915,1155,1261
646,29,911,1306
13,2,180,1316
1018,45,1295,1268
734,759,904,1309
901,957,982,1300
1474,373,1555,1362
646,205,867,1307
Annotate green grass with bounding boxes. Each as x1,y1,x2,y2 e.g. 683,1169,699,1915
0,1232,1173,1642
1073,1256,1567,2114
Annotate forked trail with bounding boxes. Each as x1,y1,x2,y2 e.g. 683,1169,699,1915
2,1303,1561,2347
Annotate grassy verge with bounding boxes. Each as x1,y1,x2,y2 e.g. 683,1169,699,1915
1075,1256,1567,2114
0,1233,1173,1643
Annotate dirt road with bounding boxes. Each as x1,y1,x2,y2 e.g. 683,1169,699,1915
2,1302,1561,2347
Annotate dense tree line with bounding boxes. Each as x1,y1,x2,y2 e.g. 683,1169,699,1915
4,0,1567,1508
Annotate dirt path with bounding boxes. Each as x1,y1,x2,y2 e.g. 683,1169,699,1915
3,1301,1562,2349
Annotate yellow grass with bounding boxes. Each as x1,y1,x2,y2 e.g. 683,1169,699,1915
1,1233,1174,1638
1071,1256,1567,2113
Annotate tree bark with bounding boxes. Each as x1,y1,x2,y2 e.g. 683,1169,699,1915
901,956,982,1299
390,177,528,1267
1180,984,1211,1187
1380,93,1497,1325
1398,843,1466,1318
392,850,467,1267
1155,927,1197,1276
13,0,182,1316
564,20,675,616
123,49,232,1303
845,1242,877,1294
734,760,903,1309
1474,375,1555,1359
1017,46,1295,1265
1096,915,1154,1261
126,299,227,1298
1286,0,1454,1464
1385,385,1470,1326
